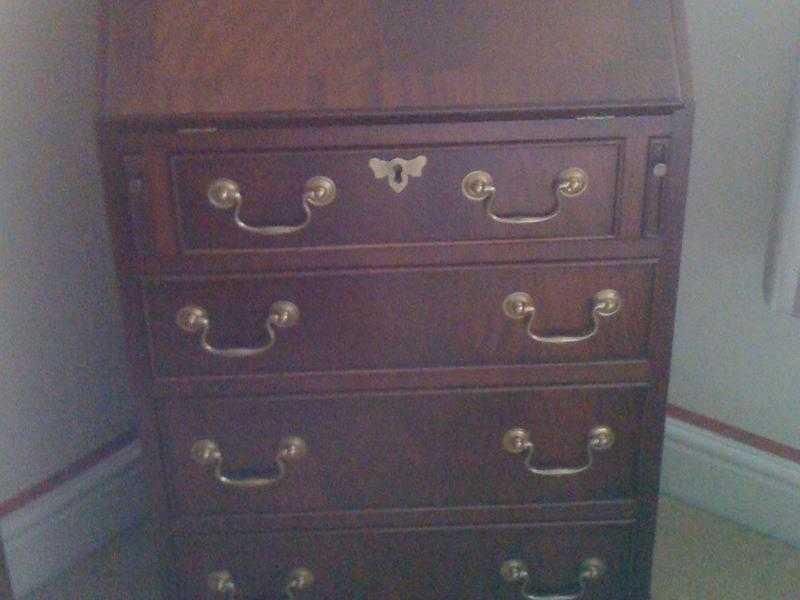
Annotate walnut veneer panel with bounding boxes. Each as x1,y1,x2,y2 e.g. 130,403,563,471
175,522,634,600
101,0,683,122
143,262,655,379
161,386,647,517
119,115,669,273
168,140,621,251
98,3,694,599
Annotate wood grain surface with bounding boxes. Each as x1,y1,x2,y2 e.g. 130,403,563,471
175,522,634,600
143,261,655,379
101,0,683,123
161,385,648,518
97,3,694,599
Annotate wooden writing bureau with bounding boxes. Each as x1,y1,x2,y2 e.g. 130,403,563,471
98,2,693,598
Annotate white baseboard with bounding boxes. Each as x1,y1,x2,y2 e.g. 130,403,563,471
662,417,800,548
0,440,147,598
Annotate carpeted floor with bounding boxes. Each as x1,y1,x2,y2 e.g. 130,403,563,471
21,496,800,600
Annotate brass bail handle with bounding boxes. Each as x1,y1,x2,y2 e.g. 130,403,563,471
500,558,606,600
191,437,308,489
462,167,588,224
502,289,621,344
502,426,616,477
176,301,300,359
208,567,315,599
208,176,336,236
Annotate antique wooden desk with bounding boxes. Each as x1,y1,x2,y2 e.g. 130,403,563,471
98,2,693,598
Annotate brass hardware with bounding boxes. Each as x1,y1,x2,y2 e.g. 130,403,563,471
207,570,236,595
461,170,494,200
502,427,533,454
208,176,336,236
461,167,588,224
653,163,668,178
369,156,427,193
502,426,615,477
502,289,620,344
191,437,307,489
207,567,314,598
287,567,315,592
176,301,299,358
557,167,589,198
500,558,606,600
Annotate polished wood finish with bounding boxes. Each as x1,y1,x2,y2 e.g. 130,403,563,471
144,262,655,379
173,498,640,537
151,359,653,400
162,385,647,517
169,139,621,251
99,3,693,599
121,115,669,274
101,1,683,123
176,522,634,600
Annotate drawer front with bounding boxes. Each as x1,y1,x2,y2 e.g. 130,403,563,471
168,140,621,253
144,262,654,379
176,522,633,600
162,386,646,517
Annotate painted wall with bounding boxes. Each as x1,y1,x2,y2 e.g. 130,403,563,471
0,1,134,503
670,2,800,449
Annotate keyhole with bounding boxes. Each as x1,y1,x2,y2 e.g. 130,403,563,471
393,164,404,184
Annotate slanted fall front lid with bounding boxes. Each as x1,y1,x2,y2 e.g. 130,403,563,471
101,0,687,122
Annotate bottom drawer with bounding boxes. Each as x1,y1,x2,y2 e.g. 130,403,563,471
176,522,634,600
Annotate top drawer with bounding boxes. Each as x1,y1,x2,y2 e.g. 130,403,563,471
172,141,618,248
123,116,672,270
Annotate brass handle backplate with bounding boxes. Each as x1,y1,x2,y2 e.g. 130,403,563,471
192,437,307,489
208,567,314,599
176,301,299,358
462,167,588,224
500,558,606,600
208,176,336,236
503,289,620,344
503,426,615,477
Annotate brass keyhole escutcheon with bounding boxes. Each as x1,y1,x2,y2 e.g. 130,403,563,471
369,156,428,193
393,164,404,184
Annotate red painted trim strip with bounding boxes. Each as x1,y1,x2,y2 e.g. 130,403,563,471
0,429,138,519
667,404,800,465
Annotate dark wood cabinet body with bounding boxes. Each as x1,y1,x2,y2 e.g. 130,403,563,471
99,3,693,598
161,386,647,519
144,262,655,379
176,522,636,600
